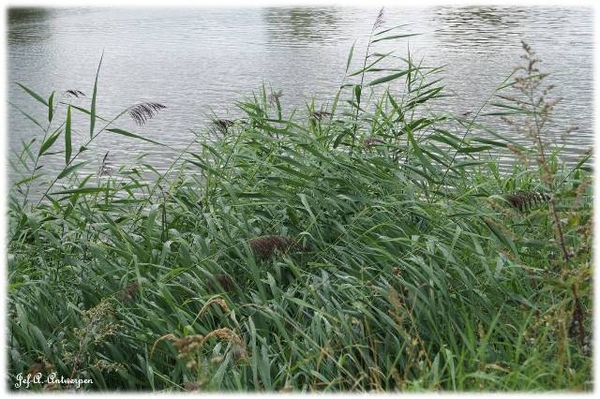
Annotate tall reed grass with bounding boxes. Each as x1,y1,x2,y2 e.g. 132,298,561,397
7,10,591,392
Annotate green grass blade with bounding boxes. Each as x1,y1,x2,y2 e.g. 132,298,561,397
38,129,62,157
50,186,109,196
348,53,393,77
90,51,104,138
9,101,45,132
367,69,413,86
57,161,89,180
65,103,111,123
48,91,55,122
354,85,361,105
371,33,420,43
106,128,166,147
373,23,410,36
15,82,48,107
65,105,72,164
346,40,356,74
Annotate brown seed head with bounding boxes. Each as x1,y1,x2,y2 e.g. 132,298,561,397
205,274,235,291
248,235,301,260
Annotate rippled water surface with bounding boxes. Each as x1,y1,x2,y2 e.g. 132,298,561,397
7,6,594,179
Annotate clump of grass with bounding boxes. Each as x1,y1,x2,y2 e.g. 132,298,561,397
487,40,592,359
7,10,591,393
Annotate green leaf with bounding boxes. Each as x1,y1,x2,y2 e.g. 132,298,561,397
371,32,420,43
373,23,410,36
15,82,48,106
48,91,55,122
57,161,89,180
457,145,492,154
160,267,189,282
14,173,44,187
65,103,110,123
9,101,45,132
470,137,507,148
106,128,165,147
65,105,72,164
332,131,348,149
298,193,316,223
38,129,62,157
482,218,519,259
430,132,462,149
451,160,489,168
345,40,356,74
475,124,529,149
354,85,361,105
407,87,445,108
483,102,533,116
348,53,392,77
367,69,412,86
90,51,104,138
50,186,109,196
407,129,437,179
258,342,272,390
29,325,50,357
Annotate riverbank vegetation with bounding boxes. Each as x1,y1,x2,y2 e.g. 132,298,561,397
7,12,592,392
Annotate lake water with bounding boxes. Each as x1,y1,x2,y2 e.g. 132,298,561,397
7,6,594,185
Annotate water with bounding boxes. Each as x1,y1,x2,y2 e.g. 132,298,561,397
7,6,594,184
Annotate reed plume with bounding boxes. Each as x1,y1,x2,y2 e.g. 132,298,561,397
120,280,139,304
268,90,283,105
504,191,551,211
205,274,235,291
310,110,332,121
64,89,86,98
248,235,302,260
212,119,235,135
362,137,385,148
128,102,167,126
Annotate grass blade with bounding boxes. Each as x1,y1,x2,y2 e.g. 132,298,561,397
57,161,89,180
15,82,48,107
348,53,392,77
65,105,72,164
9,101,45,132
38,129,62,157
106,128,166,147
371,33,420,43
373,23,410,36
90,51,104,138
346,40,356,74
367,69,413,86
48,91,55,122
354,85,362,105
49,186,110,196
65,103,111,123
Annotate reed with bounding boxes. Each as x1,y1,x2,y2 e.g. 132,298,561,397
7,11,591,392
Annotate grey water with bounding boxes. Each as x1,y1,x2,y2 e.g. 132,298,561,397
7,6,594,186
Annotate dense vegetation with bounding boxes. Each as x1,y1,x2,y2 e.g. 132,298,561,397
7,14,592,392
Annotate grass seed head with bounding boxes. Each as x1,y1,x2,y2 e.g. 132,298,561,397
121,280,139,303
205,274,235,292
248,235,302,260
504,191,551,211
128,102,167,126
